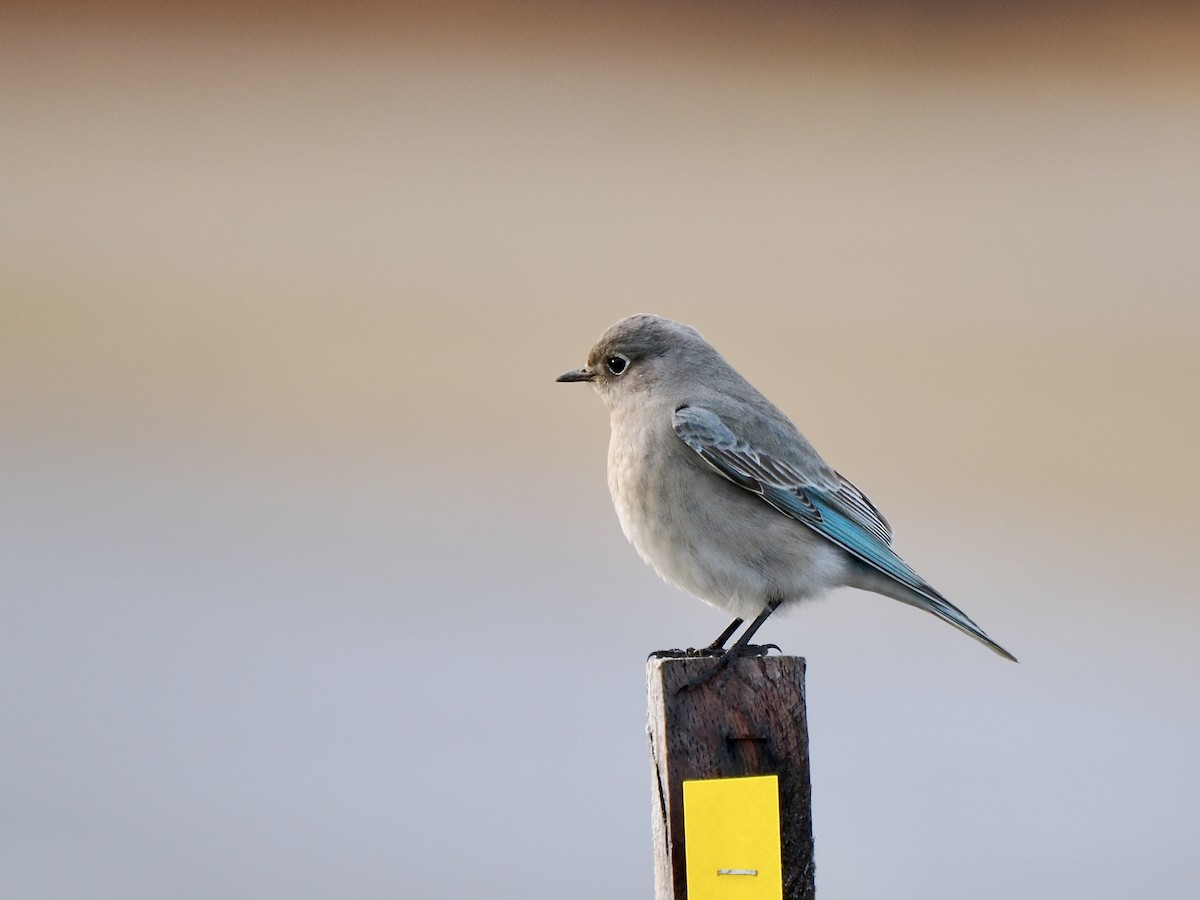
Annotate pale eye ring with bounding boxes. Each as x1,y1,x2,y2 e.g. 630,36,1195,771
605,353,630,376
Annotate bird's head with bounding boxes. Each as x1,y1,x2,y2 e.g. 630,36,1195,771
555,314,713,407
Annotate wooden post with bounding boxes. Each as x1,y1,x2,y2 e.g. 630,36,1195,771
647,656,815,900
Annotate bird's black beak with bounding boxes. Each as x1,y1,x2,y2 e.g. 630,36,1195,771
556,366,595,383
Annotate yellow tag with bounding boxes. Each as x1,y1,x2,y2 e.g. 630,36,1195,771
682,774,783,900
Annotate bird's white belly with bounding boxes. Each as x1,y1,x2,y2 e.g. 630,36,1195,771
607,430,846,621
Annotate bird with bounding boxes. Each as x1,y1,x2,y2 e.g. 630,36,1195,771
556,313,1016,666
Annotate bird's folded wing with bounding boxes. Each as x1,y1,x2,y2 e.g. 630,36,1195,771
672,404,934,596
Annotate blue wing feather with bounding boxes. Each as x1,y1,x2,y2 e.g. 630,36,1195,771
671,404,1017,662
674,404,933,598
764,486,929,596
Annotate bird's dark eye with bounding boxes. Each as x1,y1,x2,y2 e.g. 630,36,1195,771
605,353,630,376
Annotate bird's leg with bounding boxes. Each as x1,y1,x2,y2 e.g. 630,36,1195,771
677,599,783,693
648,616,744,660
703,617,745,654
724,601,781,658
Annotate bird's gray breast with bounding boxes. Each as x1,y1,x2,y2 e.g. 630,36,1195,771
604,403,849,619
606,405,830,618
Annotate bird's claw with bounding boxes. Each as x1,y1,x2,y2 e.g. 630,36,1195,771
674,642,782,694
743,642,781,657
647,646,724,661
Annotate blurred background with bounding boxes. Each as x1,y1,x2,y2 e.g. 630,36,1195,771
3,2,1198,897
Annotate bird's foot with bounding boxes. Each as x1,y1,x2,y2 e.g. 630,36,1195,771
676,642,781,694
739,642,781,658
647,646,724,660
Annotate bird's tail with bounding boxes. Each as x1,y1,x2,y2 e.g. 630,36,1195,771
856,569,1018,662
911,585,1018,662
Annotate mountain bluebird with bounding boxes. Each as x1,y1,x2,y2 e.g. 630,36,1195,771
557,314,1016,664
